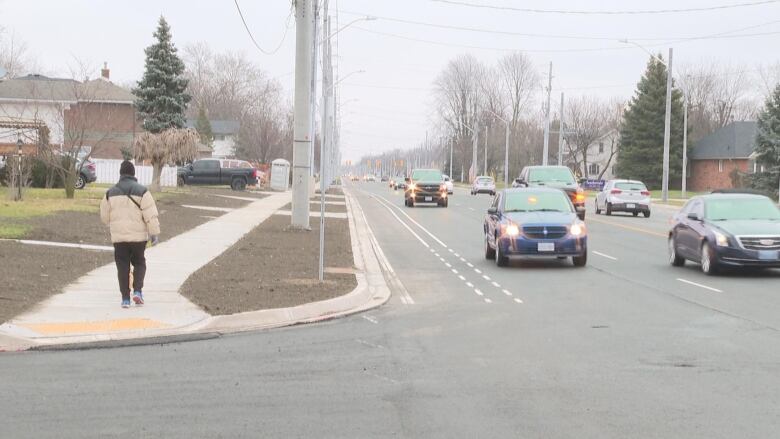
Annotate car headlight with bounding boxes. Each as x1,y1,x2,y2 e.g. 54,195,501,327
440,184,447,192
714,231,729,247
409,183,416,191
570,223,585,236
505,224,520,236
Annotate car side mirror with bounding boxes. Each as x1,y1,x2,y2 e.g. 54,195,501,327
687,212,700,221
487,207,498,215
405,177,410,183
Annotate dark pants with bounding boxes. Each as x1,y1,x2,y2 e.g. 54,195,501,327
113,242,147,301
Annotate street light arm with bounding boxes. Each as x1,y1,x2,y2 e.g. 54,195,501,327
320,16,376,44
619,39,667,66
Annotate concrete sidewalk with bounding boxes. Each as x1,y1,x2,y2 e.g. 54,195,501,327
0,191,292,349
0,187,394,352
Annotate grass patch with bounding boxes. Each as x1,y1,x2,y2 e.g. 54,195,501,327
0,187,103,219
0,223,30,239
649,190,705,200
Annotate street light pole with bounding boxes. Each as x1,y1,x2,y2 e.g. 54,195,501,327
484,124,488,176
542,62,553,166
487,109,510,186
661,48,673,203
557,92,565,166
16,137,23,201
682,94,688,199
449,137,453,179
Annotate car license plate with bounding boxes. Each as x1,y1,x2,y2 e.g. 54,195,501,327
759,250,779,260
424,196,433,202
537,242,555,252
626,203,636,209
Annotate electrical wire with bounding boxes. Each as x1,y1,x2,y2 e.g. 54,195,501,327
431,0,780,15
234,0,293,55
339,9,780,42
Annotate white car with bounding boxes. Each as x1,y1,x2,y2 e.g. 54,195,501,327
443,174,454,194
595,179,651,218
471,176,496,195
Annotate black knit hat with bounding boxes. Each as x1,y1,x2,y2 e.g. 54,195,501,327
119,160,135,176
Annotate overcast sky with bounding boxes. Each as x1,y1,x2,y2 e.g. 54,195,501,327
2,0,779,162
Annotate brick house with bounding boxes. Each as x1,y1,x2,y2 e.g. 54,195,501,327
688,121,758,192
0,65,139,159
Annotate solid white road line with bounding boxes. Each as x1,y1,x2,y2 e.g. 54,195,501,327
677,278,723,293
371,196,430,248
376,194,449,248
593,251,618,261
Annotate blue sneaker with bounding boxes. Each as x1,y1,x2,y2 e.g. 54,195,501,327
132,290,144,306
121,299,131,308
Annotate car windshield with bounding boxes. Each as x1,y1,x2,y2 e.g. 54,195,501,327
477,177,493,184
705,197,780,221
504,191,573,213
411,170,443,181
528,168,575,184
615,182,646,191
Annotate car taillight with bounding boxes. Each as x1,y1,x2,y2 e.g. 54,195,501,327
641,190,650,196
252,168,258,179
575,189,585,202
87,163,95,171
611,189,622,194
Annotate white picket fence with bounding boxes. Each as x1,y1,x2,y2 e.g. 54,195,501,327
92,159,178,187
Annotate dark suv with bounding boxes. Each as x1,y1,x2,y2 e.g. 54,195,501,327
404,168,448,208
515,165,586,220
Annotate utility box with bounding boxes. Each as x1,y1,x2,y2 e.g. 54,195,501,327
270,158,290,191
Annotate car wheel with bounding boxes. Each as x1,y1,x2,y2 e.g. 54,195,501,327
75,174,86,190
572,251,587,267
177,176,185,187
441,198,449,208
668,235,685,267
408,198,415,208
633,211,639,217
606,203,612,216
231,178,247,191
595,200,601,215
700,242,719,275
495,239,508,267
484,234,496,260
643,210,651,218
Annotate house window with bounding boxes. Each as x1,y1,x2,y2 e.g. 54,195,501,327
588,163,599,175
718,159,723,172
598,142,604,154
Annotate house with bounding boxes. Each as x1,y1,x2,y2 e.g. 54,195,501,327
0,65,138,159
185,119,240,158
688,121,758,192
564,129,619,181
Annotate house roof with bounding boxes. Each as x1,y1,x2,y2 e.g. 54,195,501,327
185,119,240,135
0,74,135,103
690,121,758,160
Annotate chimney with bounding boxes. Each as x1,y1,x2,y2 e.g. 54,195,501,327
101,62,110,80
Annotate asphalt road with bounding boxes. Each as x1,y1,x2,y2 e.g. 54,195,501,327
2,182,780,438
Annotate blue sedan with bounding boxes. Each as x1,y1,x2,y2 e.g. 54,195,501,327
484,188,588,267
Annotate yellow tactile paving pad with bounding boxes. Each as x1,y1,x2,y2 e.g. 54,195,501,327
21,318,170,335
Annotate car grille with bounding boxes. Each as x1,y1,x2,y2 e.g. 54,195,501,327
738,236,780,251
415,184,441,193
522,226,568,239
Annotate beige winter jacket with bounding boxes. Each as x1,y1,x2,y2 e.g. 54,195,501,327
100,176,161,243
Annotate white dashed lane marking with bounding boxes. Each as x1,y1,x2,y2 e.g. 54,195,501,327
491,281,500,288
458,275,466,281
466,262,474,268
482,275,491,281
474,268,482,274
514,298,523,304
475,289,484,296
466,282,474,287
677,278,723,293
451,268,458,274
593,251,618,261
362,315,379,324
484,298,492,303
503,289,512,296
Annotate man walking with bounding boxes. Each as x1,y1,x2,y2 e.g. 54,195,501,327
100,160,160,308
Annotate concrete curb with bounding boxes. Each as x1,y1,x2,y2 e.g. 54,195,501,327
0,188,391,352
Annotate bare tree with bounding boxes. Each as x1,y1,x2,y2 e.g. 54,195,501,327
564,96,614,178
0,27,32,77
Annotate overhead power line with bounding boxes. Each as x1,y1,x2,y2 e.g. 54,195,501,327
234,0,293,55
339,9,780,42
431,0,780,15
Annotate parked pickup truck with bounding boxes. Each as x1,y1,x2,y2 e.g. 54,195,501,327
178,158,258,191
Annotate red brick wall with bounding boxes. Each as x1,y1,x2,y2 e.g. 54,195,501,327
63,102,140,159
689,159,748,192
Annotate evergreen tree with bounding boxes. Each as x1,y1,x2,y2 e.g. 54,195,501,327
750,84,780,199
195,105,213,147
133,16,190,134
616,56,685,189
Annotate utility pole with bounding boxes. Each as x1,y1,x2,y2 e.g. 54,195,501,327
542,62,553,166
472,122,478,181
661,48,673,203
484,124,488,176
292,0,313,229
309,2,319,177
557,92,565,166
681,94,688,199
449,137,453,178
